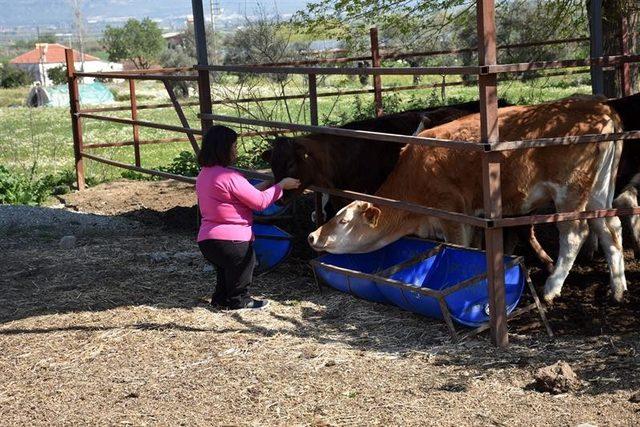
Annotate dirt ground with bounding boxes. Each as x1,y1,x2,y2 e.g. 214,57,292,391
1,180,639,426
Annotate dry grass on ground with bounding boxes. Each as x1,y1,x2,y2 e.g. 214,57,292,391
1,180,639,426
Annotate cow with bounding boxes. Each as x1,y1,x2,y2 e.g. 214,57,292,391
261,100,510,216
307,97,626,304
527,93,640,262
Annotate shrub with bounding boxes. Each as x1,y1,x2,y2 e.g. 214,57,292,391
158,151,200,177
0,167,98,205
0,63,31,88
0,166,52,205
47,65,67,85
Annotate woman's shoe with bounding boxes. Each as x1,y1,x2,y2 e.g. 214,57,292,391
231,297,269,310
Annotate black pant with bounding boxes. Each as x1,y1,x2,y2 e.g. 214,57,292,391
198,239,256,306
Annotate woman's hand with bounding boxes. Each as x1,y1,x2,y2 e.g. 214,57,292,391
278,177,301,190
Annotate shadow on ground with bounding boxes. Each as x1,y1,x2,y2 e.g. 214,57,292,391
1,203,639,397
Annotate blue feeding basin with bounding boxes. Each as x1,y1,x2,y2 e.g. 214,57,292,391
252,223,293,274
249,179,290,218
312,238,525,327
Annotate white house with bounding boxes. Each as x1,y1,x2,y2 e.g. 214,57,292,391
10,43,123,86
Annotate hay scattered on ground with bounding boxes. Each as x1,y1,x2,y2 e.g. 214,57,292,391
1,182,639,425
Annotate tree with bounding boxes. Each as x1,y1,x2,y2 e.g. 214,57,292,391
222,12,309,83
0,63,31,88
103,18,164,69
47,66,67,85
159,47,192,97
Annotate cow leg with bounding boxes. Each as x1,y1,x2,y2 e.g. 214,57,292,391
581,231,599,261
590,216,627,302
613,185,640,259
543,219,589,303
310,193,331,223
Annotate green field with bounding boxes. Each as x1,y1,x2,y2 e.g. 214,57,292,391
0,72,592,189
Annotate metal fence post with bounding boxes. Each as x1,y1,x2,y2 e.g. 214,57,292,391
589,0,604,95
370,27,384,117
477,0,508,348
192,0,214,133
129,79,141,167
65,48,85,191
620,14,632,96
309,73,324,227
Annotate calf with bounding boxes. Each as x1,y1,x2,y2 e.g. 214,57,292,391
308,97,626,303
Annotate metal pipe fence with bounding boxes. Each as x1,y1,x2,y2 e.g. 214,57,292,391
65,6,638,347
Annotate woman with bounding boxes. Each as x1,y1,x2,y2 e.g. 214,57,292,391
196,125,300,310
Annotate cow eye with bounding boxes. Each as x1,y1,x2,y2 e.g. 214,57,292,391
339,219,348,224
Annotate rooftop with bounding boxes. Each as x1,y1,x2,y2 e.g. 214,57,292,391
10,43,101,65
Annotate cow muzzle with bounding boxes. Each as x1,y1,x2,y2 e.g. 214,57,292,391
308,231,326,251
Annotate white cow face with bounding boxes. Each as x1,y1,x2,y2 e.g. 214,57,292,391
307,201,384,254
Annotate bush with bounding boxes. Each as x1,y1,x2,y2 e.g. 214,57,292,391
158,151,200,177
0,166,53,205
0,167,97,205
0,63,31,88
121,170,153,181
47,65,67,85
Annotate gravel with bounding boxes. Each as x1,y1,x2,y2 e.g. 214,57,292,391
0,204,143,237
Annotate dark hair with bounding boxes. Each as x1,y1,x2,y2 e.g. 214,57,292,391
197,125,238,167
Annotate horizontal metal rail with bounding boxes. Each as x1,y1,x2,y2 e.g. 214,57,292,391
80,101,201,114
204,113,488,152
380,37,590,61
232,37,590,67
198,64,483,76
488,54,640,74
83,137,196,150
198,54,640,76
79,68,589,116
307,187,487,228
228,166,486,227
75,71,198,81
493,206,640,228
76,113,203,136
491,130,640,151
310,259,444,299
80,152,197,184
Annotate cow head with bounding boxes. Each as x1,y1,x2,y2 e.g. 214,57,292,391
308,201,405,253
261,137,318,204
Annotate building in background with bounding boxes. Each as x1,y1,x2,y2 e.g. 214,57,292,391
9,43,123,86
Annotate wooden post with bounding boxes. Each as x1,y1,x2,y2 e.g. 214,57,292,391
477,0,508,348
619,14,632,97
370,27,383,117
309,73,324,227
65,48,85,191
129,79,141,167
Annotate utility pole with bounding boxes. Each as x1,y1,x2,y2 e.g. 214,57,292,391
70,0,85,72
209,0,220,64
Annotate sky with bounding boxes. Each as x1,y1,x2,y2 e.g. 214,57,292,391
0,0,318,28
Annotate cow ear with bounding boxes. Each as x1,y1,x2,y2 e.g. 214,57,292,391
363,204,381,228
260,149,272,162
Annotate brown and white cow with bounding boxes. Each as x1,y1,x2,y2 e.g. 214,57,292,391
308,97,626,303
261,100,509,215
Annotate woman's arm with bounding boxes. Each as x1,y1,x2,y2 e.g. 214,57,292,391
229,175,283,211
254,179,274,191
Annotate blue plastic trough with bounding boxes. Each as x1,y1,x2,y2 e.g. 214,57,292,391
311,238,525,327
252,223,293,274
249,179,290,218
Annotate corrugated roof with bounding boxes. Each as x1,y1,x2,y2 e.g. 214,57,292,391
10,43,101,65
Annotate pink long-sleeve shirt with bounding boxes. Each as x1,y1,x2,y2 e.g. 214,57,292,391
196,166,283,242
